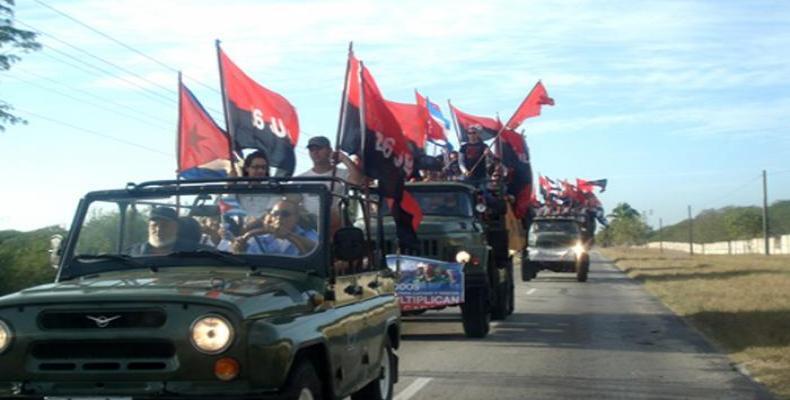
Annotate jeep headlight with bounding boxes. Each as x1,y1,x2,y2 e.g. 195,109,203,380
190,315,233,354
455,250,471,264
0,319,12,354
573,242,585,256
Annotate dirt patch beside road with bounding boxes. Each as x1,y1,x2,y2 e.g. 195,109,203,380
600,247,790,399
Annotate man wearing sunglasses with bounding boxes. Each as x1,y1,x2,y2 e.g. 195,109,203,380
230,200,318,256
459,126,491,184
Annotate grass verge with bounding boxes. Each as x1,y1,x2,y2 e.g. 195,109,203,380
600,247,790,399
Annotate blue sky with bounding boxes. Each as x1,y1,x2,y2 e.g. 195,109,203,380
2,0,789,231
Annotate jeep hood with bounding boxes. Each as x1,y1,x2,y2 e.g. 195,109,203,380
0,267,313,318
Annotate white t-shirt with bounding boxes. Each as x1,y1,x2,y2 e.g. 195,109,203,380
298,167,351,211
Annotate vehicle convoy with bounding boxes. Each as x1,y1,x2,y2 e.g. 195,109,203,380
378,181,525,338
522,216,590,282
0,177,400,400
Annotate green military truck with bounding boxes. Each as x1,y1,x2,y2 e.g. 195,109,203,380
0,177,400,400
522,216,590,282
379,181,520,338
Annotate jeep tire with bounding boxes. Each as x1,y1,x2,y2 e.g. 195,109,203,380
352,338,395,400
283,360,323,400
461,287,490,338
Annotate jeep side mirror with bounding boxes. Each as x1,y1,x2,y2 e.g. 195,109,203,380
333,227,366,262
49,234,64,269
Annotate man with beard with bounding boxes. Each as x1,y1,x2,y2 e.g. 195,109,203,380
129,207,184,256
230,200,318,256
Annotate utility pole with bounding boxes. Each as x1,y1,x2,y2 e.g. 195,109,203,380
763,169,770,255
688,205,694,255
659,217,663,253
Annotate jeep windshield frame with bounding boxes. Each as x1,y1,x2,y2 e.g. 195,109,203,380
56,177,347,281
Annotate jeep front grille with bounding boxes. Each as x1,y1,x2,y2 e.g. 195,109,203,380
32,340,175,359
30,340,175,372
39,309,166,330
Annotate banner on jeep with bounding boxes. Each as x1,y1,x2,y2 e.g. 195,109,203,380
387,255,464,311
217,43,299,176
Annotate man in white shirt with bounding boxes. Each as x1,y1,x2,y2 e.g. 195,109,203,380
298,136,363,231
298,136,362,186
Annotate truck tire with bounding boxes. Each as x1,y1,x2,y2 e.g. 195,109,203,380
576,255,589,282
461,288,490,338
492,260,515,318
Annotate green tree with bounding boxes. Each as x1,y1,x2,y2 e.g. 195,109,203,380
597,202,652,246
1,0,41,131
723,208,762,240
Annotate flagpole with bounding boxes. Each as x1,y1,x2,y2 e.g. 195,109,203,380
215,39,239,176
175,71,183,214
331,41,353,195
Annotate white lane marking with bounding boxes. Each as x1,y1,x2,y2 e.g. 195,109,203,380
394,377,433,400
526,288,537,295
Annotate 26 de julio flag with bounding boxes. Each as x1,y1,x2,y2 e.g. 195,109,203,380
385,100,426,148
504,81,554,130
340,55,422,245
449,103,503,141
218,45,299,175
177,81,231,179
500,129,534,219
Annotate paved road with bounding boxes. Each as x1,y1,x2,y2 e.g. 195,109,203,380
389,252,775,400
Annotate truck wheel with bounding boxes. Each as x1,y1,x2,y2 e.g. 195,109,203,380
507,266,515,315
461,288,490,338
576,256,589,282
491,281,509,320
351,338,395,400
283,360,323,400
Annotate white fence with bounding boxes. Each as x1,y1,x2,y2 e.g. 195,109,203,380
644,235,790,255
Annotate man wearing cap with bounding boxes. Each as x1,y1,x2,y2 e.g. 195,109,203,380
299,136,362,186
129,207,184,256
298,136,362,232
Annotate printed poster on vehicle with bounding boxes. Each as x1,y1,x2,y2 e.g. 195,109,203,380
386,255,464,311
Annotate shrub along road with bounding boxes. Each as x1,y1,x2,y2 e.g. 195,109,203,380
389,252,776,400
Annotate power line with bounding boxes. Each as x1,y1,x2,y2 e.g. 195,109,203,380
14,68,174,127
35,42,176,107
696,173,762,212
32,0,222,95
5,74,172,131
15,107,172,158
15,19,178,98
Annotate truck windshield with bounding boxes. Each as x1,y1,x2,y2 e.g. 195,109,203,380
379,191,473,217
73,191,322,261
531,221,580,235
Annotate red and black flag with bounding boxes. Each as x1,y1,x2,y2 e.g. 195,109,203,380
449,102,503,141
217,44,299,176
385,100,426,149
577,178,608,193
177,79,231,179
338,51,363,155
504,81,554,130
338,54,422,245
500,129,534,219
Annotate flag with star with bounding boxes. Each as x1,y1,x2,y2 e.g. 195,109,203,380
177,79,231,179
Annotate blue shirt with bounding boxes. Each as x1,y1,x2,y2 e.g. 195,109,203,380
245,226,318,256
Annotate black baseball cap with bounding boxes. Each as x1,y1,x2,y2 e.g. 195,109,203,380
150,207,178,222
306,136,331,149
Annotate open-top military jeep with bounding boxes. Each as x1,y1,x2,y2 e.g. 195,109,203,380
378,181,517,338
522,216,590,282
0,177,400,400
